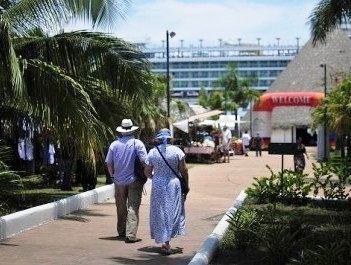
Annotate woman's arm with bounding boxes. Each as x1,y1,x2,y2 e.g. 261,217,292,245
179,158,190,192
304,146,309,159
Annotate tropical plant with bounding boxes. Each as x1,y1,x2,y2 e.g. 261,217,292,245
289,240,351,265
0,139,24,215
226,206,262,249
310,161,350,200
309,0,351,45
0,0,158,167
200,90,224,110
311,76,351,158
216,63,260,114
245,166,312,205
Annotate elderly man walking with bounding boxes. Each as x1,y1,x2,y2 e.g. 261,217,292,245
105,118,147,243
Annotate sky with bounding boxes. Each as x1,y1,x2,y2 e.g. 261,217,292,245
110,0,320,47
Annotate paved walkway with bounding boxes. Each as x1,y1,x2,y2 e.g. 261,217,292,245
0,148,317,265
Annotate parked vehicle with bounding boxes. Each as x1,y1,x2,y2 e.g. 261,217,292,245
171,91,184,97
186,91,199,97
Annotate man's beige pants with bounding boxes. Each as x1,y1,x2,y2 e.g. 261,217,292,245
114,181,143,239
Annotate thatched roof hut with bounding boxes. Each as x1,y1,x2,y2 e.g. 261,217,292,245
244,29,351,130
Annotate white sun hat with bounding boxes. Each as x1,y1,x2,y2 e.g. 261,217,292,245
116,119,139,135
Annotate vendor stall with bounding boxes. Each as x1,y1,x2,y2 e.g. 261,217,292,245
183,146,215,163
184,146,214,155
173,109,223,163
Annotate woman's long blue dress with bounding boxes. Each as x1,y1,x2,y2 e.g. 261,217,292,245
146,144,186,244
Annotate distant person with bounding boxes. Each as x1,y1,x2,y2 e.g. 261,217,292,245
221,125,232,163
59,137,75,190
105,119,147,243
212,129,220,149
253,133,263,157
76,158,97,192
144,128,189,255
241,131,251,156
211,129,222,163
294,137,309,172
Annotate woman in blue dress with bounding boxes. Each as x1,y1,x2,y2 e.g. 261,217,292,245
144,128,190,255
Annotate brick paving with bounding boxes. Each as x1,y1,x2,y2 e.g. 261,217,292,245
0,148,318,265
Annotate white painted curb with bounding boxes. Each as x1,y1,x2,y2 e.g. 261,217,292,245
188,190,248,265
0,184,114,240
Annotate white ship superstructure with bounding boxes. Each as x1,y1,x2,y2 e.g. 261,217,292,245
139,40,300,105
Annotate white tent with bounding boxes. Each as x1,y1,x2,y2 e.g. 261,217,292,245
216,115,247,131
198,119,218,127
188,109,223,122
173,120,190,133
217,115,236,124
173,109,223,133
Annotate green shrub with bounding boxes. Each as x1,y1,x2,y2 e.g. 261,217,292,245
311,161,350,199
245,166,312,205
225,206,262,249
289,240,351,265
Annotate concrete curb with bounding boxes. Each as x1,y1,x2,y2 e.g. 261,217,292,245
0,184,114,240
188,190,248,265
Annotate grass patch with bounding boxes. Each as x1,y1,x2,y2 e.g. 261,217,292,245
0,175,108,216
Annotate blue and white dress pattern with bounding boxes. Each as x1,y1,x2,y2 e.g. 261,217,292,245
146,144,186,244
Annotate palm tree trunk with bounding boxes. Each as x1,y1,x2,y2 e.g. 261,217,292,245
347,134,351,161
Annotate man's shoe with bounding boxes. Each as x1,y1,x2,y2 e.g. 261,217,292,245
116,235,125,240
125,237,142,243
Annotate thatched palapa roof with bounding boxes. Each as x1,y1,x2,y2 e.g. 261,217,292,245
246,29,351,129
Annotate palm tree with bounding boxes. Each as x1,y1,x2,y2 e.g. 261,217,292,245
0,1,157,187
217,64,260,112
312,76,351,158
309,0,351,45
216,64,260,135
199,88,225,111
308,1,351,157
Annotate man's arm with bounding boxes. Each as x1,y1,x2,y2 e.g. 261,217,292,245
106,163,114,179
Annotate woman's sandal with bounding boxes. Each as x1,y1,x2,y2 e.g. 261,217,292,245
161,244,171,255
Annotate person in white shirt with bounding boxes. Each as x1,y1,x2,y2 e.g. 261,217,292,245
241,131,251,156
221,125,232,163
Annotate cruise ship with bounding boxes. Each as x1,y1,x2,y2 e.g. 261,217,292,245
139,39,301,105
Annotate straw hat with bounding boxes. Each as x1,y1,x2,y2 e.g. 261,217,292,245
116,119,139,135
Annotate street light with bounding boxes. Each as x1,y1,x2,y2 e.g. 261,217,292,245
296,37,300,53
166,30,176,125
320,63,328,161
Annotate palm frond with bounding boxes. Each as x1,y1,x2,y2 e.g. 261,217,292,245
0,18,24,98
3,0,131,36
23,58,98,129
15,31,153,100
68,0,132,32
309,0,351,46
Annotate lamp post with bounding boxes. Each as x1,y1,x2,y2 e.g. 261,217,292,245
296,37,300,53
321,63,328,161
166,30,176,125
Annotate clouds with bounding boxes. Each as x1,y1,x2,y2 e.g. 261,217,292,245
117,0,319,46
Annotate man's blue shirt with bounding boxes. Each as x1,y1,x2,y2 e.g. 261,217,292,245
105,135,147,185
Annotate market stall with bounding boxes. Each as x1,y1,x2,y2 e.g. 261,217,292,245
173,110,222,163
183,145,215,163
